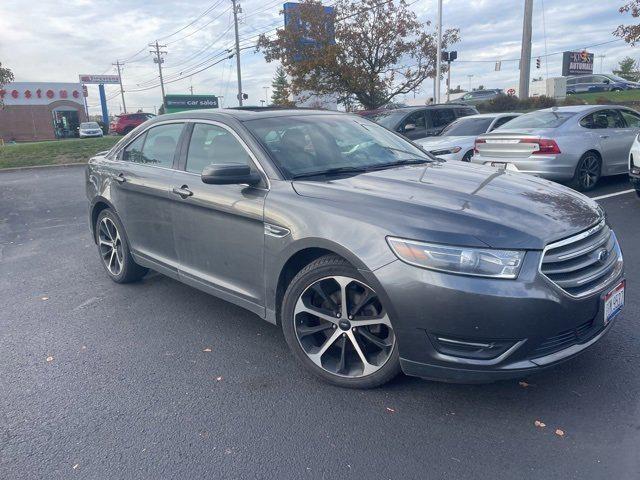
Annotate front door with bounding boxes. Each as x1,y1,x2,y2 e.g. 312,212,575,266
113,122,185,273
399,110,427,140
170,122,267,315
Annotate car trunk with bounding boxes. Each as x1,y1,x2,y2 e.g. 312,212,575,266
475,129,558,158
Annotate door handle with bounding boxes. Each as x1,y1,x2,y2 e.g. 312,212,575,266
172,185,193,198
113,173,126,183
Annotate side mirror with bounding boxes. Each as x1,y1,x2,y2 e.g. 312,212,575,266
404,123,416,132
603,79,610,84
201,163,261,186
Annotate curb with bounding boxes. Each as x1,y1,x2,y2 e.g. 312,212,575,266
0,162,87,173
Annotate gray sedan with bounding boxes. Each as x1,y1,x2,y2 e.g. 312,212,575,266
473,105,640,190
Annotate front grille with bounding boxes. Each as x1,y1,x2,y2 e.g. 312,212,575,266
532,320,604,357
540,221,622,297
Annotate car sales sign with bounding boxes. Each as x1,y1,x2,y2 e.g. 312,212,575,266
562,51,594,76
78,74,120,85
164,94,219,113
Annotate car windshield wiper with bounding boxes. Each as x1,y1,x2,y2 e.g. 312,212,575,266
366,158,432,171
291,166,371,179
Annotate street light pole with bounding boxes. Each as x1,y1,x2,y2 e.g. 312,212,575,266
518,0,533,99
467,74,474,92
232,0,243,106
263,86,269,106
435,0,443,103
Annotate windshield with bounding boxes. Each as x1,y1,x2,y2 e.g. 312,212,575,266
370,110,406,129
497,111,574,129
244,114,433,179
440,117,494,136
81,122,100,129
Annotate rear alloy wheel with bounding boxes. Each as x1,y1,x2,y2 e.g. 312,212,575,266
571,153,601,191
282,255,400,388
96,209,148,283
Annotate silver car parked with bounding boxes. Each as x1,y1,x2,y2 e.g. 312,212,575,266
473,105,640,190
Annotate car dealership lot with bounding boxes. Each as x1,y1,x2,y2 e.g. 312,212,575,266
1,166,639,479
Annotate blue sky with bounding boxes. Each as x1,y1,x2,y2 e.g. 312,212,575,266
1,0,637,114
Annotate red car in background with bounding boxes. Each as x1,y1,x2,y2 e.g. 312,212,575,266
109,112,155,135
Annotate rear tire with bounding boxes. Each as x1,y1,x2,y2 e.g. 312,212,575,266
281,254,400,389
570,152,601,191
95,209,148,283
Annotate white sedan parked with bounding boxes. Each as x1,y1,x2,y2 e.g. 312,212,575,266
416,112,521,162
79,122,104,138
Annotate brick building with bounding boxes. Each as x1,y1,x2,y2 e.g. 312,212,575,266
0,82,88,142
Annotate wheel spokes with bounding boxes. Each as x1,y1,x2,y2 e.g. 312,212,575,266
98,217,122,276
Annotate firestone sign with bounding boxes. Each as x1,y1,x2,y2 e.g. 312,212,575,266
562,50,594,76
0,82,85,106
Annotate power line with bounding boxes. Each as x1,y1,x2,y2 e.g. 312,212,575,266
157,0,226,41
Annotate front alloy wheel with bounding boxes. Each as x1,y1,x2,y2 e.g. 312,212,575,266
282,255,400,388
98,217,124,276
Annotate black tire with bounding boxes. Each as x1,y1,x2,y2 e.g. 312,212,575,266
461,150,473,162
281,254,401,389
570,152,602,191
95,209,148,283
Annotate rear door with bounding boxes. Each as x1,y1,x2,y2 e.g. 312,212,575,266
615,109,640,173
170,121,268,315
427,108,456,135
113,122,186,273
582,109,629,174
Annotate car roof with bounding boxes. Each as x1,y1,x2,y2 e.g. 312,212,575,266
155,107,343,122
458,112,521,119
536,105,629,114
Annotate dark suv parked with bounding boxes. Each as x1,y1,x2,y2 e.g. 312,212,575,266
372,105,478,140
86,108,624,388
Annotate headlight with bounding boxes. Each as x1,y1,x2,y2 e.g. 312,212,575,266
387,237,525,279
430,146,462,156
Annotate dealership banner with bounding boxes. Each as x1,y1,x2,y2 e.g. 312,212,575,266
78,74,120,85
164,94,219,113
562,51,594,76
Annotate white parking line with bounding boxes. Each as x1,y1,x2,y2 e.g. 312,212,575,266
591,189,636,201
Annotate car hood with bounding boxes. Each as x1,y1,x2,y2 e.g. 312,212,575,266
416,136,472,150
292,161,602,249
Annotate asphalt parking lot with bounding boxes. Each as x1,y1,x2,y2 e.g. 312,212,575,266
1,165,639,479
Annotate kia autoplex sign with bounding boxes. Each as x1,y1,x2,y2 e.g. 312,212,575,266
164,95,219,112
562,51,594,76
78,74,120,85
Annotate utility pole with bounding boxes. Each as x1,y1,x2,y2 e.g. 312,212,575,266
263,86,270,106
434,0,443,103
597,54,606,73
149,41,167,110
189,85,194,95
113,61,127,113
467,74,474,92
232,0,243,106
518,0,533,99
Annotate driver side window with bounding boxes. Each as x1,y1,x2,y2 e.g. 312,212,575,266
185,123,252,174
402,111,426,130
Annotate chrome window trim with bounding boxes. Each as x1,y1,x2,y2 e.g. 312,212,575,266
538,220,623,299
109,118,270,189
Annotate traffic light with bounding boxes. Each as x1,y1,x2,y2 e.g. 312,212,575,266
536,57,541,69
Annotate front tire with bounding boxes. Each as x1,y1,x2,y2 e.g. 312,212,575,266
95,209,148,283
570,152,601,191
281,254,400,389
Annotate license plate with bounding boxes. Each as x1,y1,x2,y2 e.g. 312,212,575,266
604,280,625,325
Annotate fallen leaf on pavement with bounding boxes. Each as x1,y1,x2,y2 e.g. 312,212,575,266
385,407,396,413
41,297,49,301
46,356,54,362
215,376,223,381
555,429,565,437
534,420,546,428
72,464,79,470
203,348,212,352
519,381,530,388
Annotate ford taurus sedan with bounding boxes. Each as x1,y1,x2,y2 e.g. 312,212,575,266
86,108,624,388
473,105,640,191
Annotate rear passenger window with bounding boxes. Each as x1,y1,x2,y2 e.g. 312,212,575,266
580,110,625,129
137,123,183,167
122,133,146,162
620,109,640,128
186,123,252,174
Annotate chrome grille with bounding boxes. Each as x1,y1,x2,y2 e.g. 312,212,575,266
540,221,623,298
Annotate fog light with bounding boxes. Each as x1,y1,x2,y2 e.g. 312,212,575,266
429,334,516,360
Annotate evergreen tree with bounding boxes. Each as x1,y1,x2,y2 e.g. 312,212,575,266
271,66,294,106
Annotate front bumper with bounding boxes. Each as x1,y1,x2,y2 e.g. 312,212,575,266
363,251,624,383
471,154,576,181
